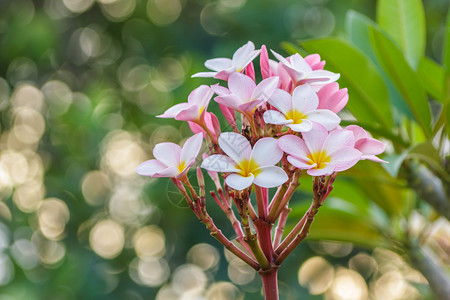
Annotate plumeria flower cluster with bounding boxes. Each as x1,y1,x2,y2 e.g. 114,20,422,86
137,41,386,300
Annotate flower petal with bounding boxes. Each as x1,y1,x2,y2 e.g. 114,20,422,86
362,155,388,163
345,125,368,140
286,120,313,132
191,72,219,78
289,53,312,74
302,70,340,85
287,156,314,169
154,166,180,178
157,103,190,118
188,85,214,109
174,105,201,121
307,163,335,176
252,76,279,101
228,72,255,101
136,159,167,176
237,99,264,115
263,110,291,125
330,147,361,172
251,137,283,166
253,166,288,188
268,89,292,114
215,94,242,111
278,135,309,159
306,109,341,131
355,138,385,156
292,84,319,113
226,173,254,190
153,142,181,167
322,129,355,154
205,58,233,72
180,133,203,165
218,132,252,163
232,41,255,66
201,155,239,172
302,123,328,153
211,84,230,96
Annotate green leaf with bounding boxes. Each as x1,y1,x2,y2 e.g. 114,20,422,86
418,57,445,103
443,8,450,104
345,10,414,122
407,142,450,182
297,38,393,129
369,27,432,138
376,0,426,69
383,153,409,178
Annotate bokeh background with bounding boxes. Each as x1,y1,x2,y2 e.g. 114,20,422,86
0,0,449,299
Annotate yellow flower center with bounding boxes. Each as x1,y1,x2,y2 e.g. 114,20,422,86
307,150,330,169
177,161,187,173
285,109,306,124
237,159,260,177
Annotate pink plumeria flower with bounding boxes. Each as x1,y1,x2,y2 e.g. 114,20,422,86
136,133,203,179
271,50,339,87
278,124,362,176
157,85,213,122
201,132,288,190
214,72,279,118
263,84,340,132
317,82,349,113
188,112,221,140
192,41,261,81
345,125,387,163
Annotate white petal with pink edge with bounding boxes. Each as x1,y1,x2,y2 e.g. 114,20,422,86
307,163,335,176
287,121,313,132
153,166,180,178
218,132,251,163
180,133,203,165
253,166,288,188
287,156,314,169
237,100,265,115
205,58,233,71
153,142,181,167
250,138,283,166
306,109,341,130
268,89,292,114
252,76,279,101
302,123,328,153
228,72,255,100
263,110,291,125
157,103,190,118
136,159,168,176
278,135,309,158
322,129,355,154
215,94,242,111
355,138,386,155
292,84,319,113
201,155,239,173
330,147,361,172
226,173,254,190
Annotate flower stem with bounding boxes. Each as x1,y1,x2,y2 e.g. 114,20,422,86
259,268,279,300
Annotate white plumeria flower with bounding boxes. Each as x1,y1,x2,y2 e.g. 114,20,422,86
263,84,340,132
192,41,261,81
201,132,288,190
136,133,203,179
271,50,339,87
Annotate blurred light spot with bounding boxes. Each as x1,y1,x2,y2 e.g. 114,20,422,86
89,219,124,259
200,4,229,36
11,83,44,111
0,203,12,221
227,258,255,285
38,198,70,240
298,256,334,295
152,57,185,92
156,285,179,300
133,226,166,259
0,224,10,250
0,77,10,111
138,85,172,115
42,80,73,116
6,57,38,85
11,239,39,270
326,268,368,300
373,271,408,300
218,0,246,10
99,0,136,22
147,0,182,27
13,107,45,145
320,241,353,257
13,180,45,213
101,131,147,178
10,0,35,26
79,27,102,58
109,184,153,226
303,6,335,37
134,257,170,287
150,125,181,146
172,264,207,294
187,243,219,271
44,0,72,19
121,64,152,92
81,170,111,206
0,151,28,186
39,240,66,265
62,0,94,13
349,253,377,279
206,282,243,300
0,254,14,285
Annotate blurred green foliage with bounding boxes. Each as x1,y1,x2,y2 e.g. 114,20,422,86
0,0,448,299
